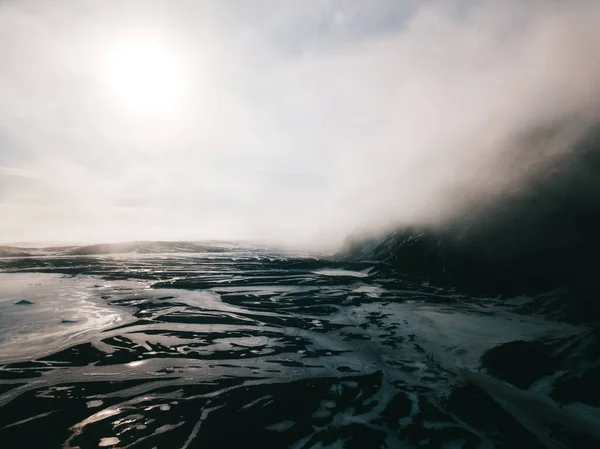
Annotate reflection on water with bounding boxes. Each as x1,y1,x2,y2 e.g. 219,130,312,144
0,247,598,448
0,273,133,363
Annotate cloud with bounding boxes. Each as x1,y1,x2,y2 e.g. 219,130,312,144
0,0,599,250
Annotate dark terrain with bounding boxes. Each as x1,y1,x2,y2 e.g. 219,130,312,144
0,241,598,449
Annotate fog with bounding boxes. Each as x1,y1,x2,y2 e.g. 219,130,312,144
1,0,599,251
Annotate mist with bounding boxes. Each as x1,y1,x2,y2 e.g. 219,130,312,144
1,0,600,252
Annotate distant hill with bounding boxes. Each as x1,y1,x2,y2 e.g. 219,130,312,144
65,241,232,255
0,246,33,258
0,241,245,258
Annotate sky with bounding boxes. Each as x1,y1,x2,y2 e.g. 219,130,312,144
1,0,600,251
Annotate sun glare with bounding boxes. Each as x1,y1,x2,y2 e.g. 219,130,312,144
103,36,186,118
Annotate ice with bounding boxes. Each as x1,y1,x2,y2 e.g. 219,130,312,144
313,268,370,278
98,437,120,447
265,421,295,432
0,273,134,364
86,400,103,408
0,245,596,448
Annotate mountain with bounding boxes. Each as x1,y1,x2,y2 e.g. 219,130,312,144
340,121,600,324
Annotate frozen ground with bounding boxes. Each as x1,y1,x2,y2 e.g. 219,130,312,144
0,244,597,448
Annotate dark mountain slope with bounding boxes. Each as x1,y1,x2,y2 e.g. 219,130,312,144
341,122,600,322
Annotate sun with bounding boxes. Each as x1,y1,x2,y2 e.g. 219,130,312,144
102,35,186,118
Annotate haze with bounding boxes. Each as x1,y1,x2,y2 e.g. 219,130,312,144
1,0,600,251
